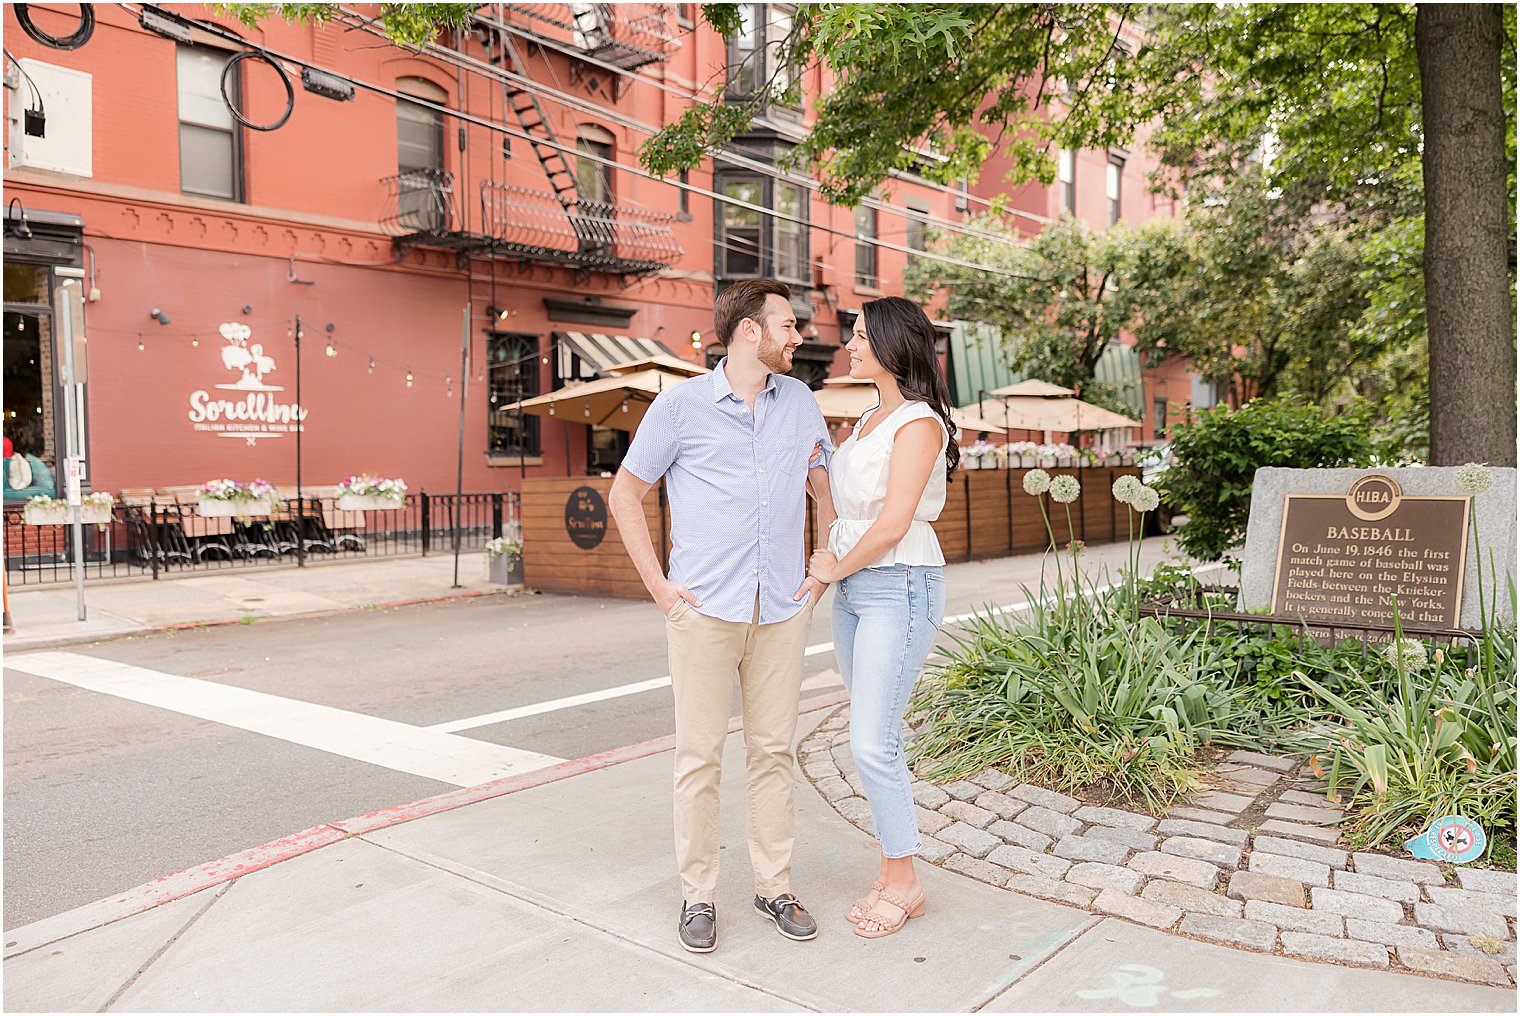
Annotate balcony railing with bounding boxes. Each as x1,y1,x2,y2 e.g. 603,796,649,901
380,168,463,242
381,172,681,273
499,3,677,70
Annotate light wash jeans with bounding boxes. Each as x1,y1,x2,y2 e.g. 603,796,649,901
833,563,946,858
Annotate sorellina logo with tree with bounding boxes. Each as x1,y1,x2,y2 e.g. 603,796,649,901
215,322,282,392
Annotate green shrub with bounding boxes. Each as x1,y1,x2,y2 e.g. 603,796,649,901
1162,397,1378,562
909,579,1261,812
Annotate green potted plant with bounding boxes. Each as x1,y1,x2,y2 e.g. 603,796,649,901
485,522,524,586
335,474,407,511
23,492,114,526
198,479,277,517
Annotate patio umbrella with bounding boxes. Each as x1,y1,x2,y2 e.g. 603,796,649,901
815,375,1010,436
498,368,686,432
602,353,710,377
988,379,1076,398
961,395,1140,433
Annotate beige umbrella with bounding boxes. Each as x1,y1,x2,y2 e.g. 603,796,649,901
988,379,1076,398
498,368,688,432
962,395,1140,433
815,376,1010,436
602,353,709,377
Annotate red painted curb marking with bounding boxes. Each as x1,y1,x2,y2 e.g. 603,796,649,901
4,690,852,959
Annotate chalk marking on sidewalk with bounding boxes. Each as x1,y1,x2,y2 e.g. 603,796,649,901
6,652,566,787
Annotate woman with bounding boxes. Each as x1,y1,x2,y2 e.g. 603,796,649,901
807,296,958,939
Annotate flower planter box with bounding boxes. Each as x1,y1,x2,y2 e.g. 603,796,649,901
336,494,405,511
24,502,112,526
963,457,982,470
199,496,275,518
487,552,524,586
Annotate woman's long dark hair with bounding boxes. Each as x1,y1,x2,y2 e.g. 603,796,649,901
860,296,961,477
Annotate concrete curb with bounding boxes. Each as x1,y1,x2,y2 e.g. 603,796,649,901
4,588,513,653
3,689,852,960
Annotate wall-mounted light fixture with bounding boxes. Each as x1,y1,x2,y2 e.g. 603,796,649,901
485,305,514,322
690,329,702,350
149,308,171,326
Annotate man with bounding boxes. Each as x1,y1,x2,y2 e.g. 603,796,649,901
609,279,837,953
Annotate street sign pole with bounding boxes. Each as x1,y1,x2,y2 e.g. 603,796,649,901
452,305,470,589
56,277,87,620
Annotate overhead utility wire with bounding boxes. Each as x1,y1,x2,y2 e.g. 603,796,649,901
338,6,1032,247
446,6,1022,218
113,4,1032,280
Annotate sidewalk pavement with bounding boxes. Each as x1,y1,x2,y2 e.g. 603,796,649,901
5,705,1514,1012
4,553,508,651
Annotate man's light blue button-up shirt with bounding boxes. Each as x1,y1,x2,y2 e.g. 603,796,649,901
621,358,833,624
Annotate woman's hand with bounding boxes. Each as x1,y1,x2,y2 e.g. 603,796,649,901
808,549,839,584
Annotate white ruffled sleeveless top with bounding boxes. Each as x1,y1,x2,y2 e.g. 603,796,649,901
827,399,948,568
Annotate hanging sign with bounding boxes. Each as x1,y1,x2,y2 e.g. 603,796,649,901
187,323,308,445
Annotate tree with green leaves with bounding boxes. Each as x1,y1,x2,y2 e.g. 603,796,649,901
903,214,1156,412
643,3,1516,466
1123,172,1380,408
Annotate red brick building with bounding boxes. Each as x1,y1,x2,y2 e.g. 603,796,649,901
3,3,1195,499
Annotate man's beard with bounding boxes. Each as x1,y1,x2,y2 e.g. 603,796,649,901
756,325,793,374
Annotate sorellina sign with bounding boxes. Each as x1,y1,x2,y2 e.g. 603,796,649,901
186,323,307,446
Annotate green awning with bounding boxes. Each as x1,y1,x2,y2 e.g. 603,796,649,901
948,323,1143,416
947,321,1025,406
1094,342,1144,416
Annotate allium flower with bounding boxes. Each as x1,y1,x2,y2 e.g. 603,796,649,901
1131,486,1160,513
1382,637,1428,673
1112,475,1142,505
1023,468,1051,495
1455,462,1494,495
1049,474,1081,504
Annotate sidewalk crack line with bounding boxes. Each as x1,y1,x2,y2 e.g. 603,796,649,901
97,880,232,1012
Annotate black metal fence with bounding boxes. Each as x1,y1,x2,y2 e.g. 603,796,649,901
3,492,520,586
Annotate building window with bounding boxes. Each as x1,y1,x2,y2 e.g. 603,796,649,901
1153,395,1168,437
488,333,541,457
774,182,805,280
727,4,798,104
395,78,448,232
575,125,615,206
678,169,691,219
4,264,57,480
714,171,810,284
1059,149,1077,215
719,178,764,276
397,78,446,174
905,198,930,259
1107,153,1125,225
676,3,694,26
855,203,878,288
177,45,243,201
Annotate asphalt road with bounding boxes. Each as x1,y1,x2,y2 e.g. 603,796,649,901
4,538,1188,930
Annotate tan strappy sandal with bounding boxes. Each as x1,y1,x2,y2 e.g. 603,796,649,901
845,880,886,923
853,887,926,939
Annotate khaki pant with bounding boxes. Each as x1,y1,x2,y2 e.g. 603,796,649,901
666,595,814,903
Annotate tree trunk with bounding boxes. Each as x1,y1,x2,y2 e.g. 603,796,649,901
1417,4,1517,465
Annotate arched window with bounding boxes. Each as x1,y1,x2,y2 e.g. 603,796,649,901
396,77,447,174
575,124,616,206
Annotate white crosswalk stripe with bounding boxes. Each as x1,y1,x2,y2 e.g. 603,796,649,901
7,652,564,787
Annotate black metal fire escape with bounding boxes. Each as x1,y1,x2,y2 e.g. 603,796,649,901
379,5,681,274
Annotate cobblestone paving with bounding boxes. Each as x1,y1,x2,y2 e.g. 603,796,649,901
801,706,1517,987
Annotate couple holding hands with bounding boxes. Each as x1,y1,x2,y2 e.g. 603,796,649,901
609,279,960,952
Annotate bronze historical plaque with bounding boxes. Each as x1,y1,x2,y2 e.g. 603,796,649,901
1271,474,1471,630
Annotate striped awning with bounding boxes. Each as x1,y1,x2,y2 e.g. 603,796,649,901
555,331,673,384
